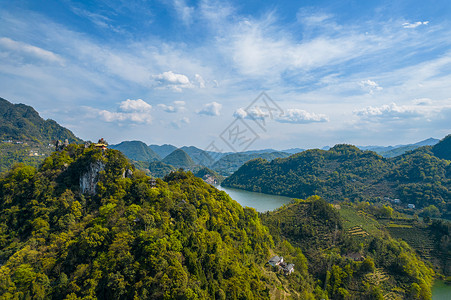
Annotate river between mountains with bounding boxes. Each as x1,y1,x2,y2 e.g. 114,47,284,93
216,185,292,212
216,185,451,299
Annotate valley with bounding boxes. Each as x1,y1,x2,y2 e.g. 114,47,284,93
0,97,450,299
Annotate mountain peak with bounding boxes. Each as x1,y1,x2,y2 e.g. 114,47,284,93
110,140,160,162
162,148,196,169
0,97,82,144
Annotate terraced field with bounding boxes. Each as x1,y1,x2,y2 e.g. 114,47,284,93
364,268,389,286
348,225,369,237
386,225,435,260
338,206,382,236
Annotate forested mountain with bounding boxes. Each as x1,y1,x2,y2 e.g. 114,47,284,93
179,146,214,166
358,138,439,158
260,196,435,299
432,134,451,160
212,151,291,176
0,145,318,299
162,149,196,169
282,148,305,154
148,144,178,159
0,97,83,172
0,97,81,144
110,141,161,162
0,144,438,299
147,161,176,178
223,143,451,218
194,167,224,184
121,143,291,178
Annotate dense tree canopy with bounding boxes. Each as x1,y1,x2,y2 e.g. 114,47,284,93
0,145,316,299
223,144,451,218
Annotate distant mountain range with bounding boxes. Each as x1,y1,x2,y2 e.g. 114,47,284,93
148,144,178,158
357,138,440,158
211,151,291,176
111,137,442,179
101,136,445,180
1,96,446,182
222,135,451,218
109,141,292,179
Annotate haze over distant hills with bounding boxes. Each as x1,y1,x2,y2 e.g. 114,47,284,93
0,97,445,181
357,138,440,158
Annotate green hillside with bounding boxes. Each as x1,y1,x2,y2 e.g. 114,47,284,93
148,160,176,178
0,145,320,299
0,97,81,144
223,143,451,218
110,140,161,162
194,167,224,184
162,149,196,170
432,135,451,160
261,196,435,299
0,97,83,172
180,146,214,166
148,144,178,159
212,151,291,176
0,145,439,299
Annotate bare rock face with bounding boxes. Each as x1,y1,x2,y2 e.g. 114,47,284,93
80,161,105,195
123,168,133,178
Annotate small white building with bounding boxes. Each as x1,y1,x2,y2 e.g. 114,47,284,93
268,255,283,267
407,204,415,209
284,263,295,275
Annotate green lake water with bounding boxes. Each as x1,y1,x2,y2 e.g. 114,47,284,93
216,185,292,212
432,280,451,299
217,185,450,299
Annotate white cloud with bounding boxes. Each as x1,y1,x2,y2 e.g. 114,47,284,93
195,74,206,88
402,21,429,29
98,99,152,124
171,116,190,128
217,14,379,79
158,104,176,112
158,100,186,113
234,107,328,124
174,100,186,106
297,12,332,25
119,98,152,112
232,106,270,120
233,107,248,119
152,71,192,91
354,102,423,121
0,37,64,65
198,101,222,116
71,7,111,29
359,79,383,94
276,109,329,124
413,98,433,106
172,0,194,25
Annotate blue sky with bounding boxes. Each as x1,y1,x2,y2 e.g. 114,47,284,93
1,0,451,150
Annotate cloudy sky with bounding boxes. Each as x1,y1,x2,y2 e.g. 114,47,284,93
1,0,451,151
